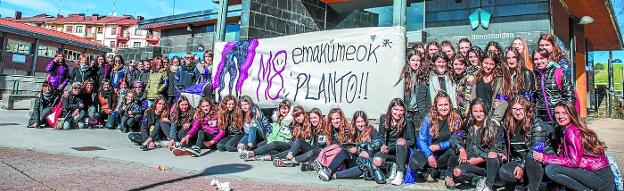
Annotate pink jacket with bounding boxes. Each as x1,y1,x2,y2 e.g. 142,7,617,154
543,124,610,171
187,114,225,143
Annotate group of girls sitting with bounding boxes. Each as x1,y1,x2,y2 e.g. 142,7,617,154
27,34,619,190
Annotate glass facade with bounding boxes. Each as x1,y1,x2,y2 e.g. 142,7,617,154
325,1,424,31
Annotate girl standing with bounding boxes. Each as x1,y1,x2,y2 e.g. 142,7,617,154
533,48,575,125
538,33,570,73
401,51,430,128
510,37,533,71
453,57,475,117
429,51,458,108
505,47,535,100
473,52,511,122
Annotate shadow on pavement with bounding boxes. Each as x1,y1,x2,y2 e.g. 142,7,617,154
129,163,252,191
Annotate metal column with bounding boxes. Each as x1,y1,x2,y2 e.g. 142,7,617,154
31,38,39,76
607,51,613,117
0,32,7,75
393,0,407,27
215,0,229,42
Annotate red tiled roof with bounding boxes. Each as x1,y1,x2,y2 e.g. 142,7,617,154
0,19,107,48
15,15,140,25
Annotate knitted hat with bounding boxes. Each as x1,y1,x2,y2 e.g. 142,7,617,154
133,80,144,88
71,82,83,88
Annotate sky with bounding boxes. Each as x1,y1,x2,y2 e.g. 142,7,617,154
0,0,216,19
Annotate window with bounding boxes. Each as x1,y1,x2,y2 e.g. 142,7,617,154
38,45,58,57
7,39,32,54
111,27,117,35
134,28,142,36
75,26,83,33
66,26,73,33
109,41,116,48
97,27,103,34
133,42,141,47
63,49,81,61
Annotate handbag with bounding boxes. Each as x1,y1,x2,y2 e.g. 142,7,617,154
45,101,63,128
315,144,343,167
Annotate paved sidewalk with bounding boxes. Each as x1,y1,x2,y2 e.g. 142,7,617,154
1,101,623,190
0,147,334,191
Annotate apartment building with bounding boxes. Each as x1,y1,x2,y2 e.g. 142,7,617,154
13,12,160,53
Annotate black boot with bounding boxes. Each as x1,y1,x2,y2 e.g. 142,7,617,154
356,157,386,184
372,168,387,184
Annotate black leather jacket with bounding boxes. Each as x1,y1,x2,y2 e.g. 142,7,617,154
373,115,416,152
503,118,555,168
534,65,575,122
520,67,536,95
450,121,506,159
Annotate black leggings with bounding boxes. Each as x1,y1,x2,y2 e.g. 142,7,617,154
409,148,458,175
498,158,544,190
454,155,501,188
294,149,320,163
327,149,351,173
195,130,216,149
374,145,408,171
288,139,314,156
545,164,615,191
335,166,364,179
253,141,291,156
217,134,243,152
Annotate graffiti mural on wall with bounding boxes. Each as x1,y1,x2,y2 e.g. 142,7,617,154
212,39,259,99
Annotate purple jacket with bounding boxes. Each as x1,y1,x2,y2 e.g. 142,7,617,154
187,113,225,143
45,60,70,90
543,124,610,171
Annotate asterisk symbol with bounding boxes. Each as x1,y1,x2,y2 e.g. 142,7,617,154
382,39,392,48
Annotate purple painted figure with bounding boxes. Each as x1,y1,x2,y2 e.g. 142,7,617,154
213,39,258,100
45,53,70,91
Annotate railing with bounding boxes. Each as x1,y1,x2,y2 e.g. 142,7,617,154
146,34,159,41
117,32,130,41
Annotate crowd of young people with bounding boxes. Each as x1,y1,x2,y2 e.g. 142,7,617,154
28,33,617,191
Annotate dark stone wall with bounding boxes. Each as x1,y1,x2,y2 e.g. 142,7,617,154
241,0,327,39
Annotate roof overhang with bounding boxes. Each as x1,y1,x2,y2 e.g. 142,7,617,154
139,4,241,30
562,0,623,50
0,24,111,52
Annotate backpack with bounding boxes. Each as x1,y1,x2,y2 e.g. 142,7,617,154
554,67,580,113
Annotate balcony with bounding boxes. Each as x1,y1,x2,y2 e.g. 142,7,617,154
117,32,130,41
146,34,160,44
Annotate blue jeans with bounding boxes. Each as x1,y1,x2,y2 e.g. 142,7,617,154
545,164,615,191
63,110,85,129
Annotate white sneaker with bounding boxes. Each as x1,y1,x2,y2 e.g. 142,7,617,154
387,163,398,180
475,177,491,191
390,171,404,185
